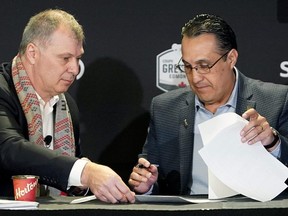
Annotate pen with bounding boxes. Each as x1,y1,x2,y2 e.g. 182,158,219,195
70,195,97,204
136,164,159,169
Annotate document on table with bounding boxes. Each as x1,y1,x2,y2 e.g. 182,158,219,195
71,194,223,204
198,112,288,202
135,195,222,203
0,199,39,210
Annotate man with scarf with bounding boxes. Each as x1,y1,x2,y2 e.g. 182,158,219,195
0,9,135,203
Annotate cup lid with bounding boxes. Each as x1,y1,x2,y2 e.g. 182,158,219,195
12,175,39,179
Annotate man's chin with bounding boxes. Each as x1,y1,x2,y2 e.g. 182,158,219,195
56,87,70,94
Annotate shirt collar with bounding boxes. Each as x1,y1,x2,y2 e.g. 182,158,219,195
35,92,59,109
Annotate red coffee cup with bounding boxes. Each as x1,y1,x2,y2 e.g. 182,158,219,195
12,175,39,201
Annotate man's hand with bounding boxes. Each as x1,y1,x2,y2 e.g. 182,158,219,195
241,108,279,150
80,162,135,203
128,158,158,194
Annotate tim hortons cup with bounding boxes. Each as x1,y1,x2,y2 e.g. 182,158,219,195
12,175,39,201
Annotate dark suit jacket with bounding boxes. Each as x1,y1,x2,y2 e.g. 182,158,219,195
142,71,288,195
0,62,81,197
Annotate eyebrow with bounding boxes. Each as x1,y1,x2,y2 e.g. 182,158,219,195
182,58,209,65
58,52,83,58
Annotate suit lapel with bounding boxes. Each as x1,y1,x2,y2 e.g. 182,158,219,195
236,72,256,115
179,92,195,194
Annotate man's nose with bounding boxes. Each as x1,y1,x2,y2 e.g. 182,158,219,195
68,59,79,76
191,70,204,83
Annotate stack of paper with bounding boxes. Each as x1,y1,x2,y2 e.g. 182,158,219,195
198,112,288,202
0,199,39,210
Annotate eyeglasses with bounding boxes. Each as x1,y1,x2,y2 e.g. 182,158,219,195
176,51,230,75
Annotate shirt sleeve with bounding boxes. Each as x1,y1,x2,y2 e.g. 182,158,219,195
68,159,89,187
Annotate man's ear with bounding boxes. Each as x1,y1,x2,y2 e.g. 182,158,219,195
25,43,38,65
228,48,238,68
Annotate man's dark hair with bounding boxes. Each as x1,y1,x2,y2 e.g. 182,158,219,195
181,14,237,52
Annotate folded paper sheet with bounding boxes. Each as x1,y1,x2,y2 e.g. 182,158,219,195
198,112,288,202
0,199,39,210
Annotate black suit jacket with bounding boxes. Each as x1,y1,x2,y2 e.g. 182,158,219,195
0,62,81,196
142,70,288,195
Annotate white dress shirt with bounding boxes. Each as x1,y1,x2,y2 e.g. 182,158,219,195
37,93,87,194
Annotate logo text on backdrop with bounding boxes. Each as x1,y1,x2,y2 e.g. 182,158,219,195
156,44,189,92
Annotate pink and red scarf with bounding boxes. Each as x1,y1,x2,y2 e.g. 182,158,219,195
12,54,75,156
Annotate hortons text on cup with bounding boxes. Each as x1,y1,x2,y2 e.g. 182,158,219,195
12,175,39,201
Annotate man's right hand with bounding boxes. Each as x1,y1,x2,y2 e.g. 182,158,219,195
128,158,158,194
81,162,135,203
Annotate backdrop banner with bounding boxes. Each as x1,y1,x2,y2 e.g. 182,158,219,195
1,0,288,182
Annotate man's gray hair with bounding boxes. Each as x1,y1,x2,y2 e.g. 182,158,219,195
19,9,84,54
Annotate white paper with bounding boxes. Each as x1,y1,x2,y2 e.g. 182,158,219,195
70,194,223,204
0,199,39,210
208,170,238,199
199,113,242,199
198,112,288,202
135,195,222,203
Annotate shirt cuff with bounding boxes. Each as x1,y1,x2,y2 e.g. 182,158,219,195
270,140,281,158
143,185,154,195
68,159,89,187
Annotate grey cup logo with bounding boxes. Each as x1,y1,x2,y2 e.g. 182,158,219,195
156,44,189,92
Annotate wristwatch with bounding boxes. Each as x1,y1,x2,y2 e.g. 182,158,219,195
264,127,279,149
